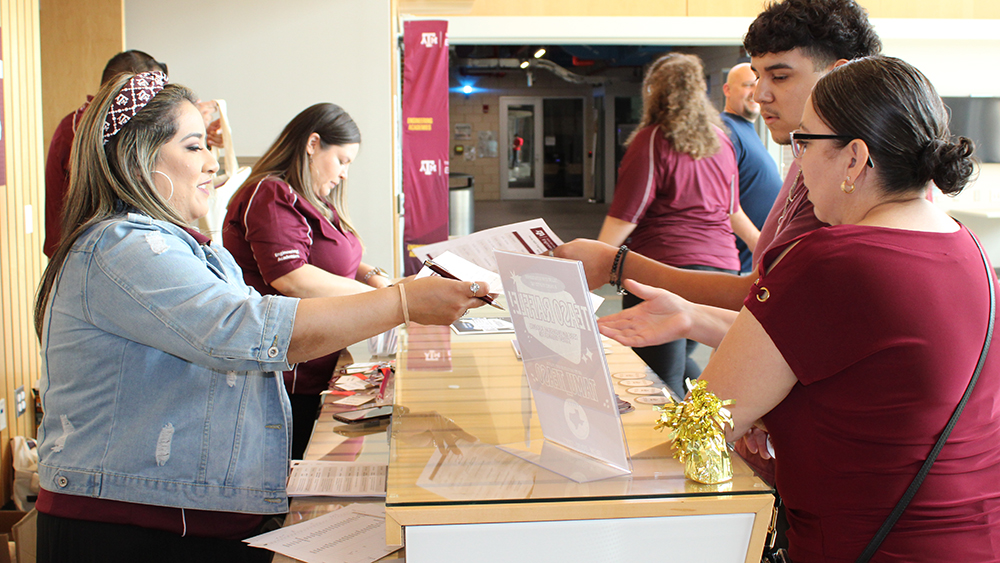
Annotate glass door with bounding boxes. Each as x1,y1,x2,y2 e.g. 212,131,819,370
500,98,543,200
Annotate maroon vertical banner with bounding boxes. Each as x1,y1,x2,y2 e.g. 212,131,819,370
402,20,449,275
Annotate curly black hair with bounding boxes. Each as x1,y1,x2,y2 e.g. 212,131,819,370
743,0,881,68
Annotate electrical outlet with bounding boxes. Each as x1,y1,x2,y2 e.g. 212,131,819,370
0,399,6,431
14,386,26,418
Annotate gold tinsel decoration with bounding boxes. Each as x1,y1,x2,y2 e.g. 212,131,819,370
655,379,734,484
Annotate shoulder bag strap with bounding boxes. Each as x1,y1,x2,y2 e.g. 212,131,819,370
856,229,996,563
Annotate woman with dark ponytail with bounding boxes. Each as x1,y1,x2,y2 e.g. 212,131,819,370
600,56,1000,562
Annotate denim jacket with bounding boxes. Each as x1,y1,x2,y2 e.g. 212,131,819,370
38,214,299,514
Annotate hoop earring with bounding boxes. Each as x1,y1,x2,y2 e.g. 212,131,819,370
841,177,856,194
154,170,175,200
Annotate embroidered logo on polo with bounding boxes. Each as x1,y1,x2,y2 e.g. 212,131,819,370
274,250,300,262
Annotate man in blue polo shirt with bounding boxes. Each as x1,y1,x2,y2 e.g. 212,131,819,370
720,63,783,273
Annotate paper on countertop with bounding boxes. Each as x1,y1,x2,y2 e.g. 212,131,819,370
451,317,515,335
344,362,380,374
412,218,563,272
332,395,376,407
286,461,387,497
244,503,400,563
334,377,369,391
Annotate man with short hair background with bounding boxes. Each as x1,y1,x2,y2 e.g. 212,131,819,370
720,62,782,273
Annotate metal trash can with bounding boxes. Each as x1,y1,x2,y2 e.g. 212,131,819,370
448,173,475,237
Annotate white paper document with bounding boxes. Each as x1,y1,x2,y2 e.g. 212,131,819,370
244,503,400,563
412,218,563,272
286,461,387,497
418,250,506,295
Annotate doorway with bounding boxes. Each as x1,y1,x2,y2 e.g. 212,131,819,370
500,96,586,200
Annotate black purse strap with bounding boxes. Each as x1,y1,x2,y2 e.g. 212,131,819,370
856,230,996,563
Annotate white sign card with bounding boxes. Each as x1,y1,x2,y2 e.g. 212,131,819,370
495,250,631,482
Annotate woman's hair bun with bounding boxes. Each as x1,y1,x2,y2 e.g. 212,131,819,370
920,136,975,195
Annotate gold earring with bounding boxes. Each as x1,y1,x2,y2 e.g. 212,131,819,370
841,177,856,194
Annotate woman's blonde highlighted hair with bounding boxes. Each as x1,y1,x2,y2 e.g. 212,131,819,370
629,52,723,160
35,73,200,337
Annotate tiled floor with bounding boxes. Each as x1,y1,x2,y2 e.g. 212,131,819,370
474,198,712,371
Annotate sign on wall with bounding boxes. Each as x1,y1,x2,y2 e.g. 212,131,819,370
402,20,450,275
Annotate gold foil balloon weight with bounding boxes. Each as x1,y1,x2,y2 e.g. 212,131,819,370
654,379,734,484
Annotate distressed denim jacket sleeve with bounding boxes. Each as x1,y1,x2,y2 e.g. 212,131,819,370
79,214,297,372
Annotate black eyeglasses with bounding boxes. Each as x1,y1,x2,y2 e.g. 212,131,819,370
789,131,875,168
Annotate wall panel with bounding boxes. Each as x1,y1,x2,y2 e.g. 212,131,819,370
38,0,123,151
1,0,45,506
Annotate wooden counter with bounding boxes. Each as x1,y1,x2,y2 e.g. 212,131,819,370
384,324,774,563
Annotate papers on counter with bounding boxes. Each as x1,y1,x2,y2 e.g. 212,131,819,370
411,218,563,272
286,460,387,498
244,503,399,563
451,317,515,335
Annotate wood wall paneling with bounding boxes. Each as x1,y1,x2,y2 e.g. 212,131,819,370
1,0,45,507
39,0,123,151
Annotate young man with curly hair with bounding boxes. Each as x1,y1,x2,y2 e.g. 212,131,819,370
557,0,881,311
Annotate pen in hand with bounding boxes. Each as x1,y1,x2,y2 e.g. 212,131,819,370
422,260,504,310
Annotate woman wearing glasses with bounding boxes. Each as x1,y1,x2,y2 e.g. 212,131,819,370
600,56,1000,562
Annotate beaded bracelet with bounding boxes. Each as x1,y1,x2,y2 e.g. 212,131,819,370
363,267,388,283
609,245,629,294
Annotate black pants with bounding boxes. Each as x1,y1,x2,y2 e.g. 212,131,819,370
621,263,737,397
37,511,276,563
289,393,322,459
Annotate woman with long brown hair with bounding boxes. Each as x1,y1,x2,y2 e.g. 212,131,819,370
599,52,757,395
223,103,390,458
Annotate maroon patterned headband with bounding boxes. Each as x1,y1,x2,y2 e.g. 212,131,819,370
102,71,168,145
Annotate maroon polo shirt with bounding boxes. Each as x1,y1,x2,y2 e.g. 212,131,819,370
44,97,92,258
608,125,741,271
223,176,363,394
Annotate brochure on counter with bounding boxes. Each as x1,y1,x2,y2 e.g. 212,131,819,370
286,460,387,497
412,218,563,273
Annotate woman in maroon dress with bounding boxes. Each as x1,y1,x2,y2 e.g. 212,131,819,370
224,104,391,459
600,56,1000,562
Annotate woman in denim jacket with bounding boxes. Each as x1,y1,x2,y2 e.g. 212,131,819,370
33,72,489,562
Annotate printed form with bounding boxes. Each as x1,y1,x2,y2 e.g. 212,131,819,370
244,503,399,563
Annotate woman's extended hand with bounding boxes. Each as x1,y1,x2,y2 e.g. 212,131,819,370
552,239,616,290
597,278,694,346
403,277,490,325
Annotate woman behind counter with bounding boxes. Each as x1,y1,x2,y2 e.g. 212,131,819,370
223,103,388,459
598,52,758,396
600,56,1000,562
34,71,488,562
